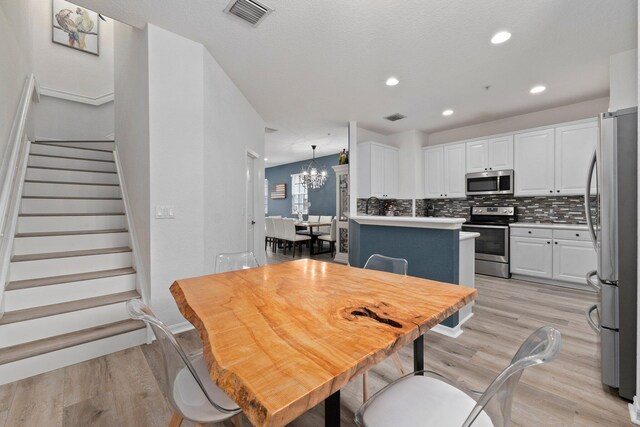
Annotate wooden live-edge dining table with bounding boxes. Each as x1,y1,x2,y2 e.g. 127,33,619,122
293,221,332,256
170,259,477,427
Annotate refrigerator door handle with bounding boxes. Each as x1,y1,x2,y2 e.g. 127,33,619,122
584,150,597,248
585,270,600,291
586,304,601,334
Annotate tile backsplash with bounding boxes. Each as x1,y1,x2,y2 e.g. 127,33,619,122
357,198,413,216
419,195,595,223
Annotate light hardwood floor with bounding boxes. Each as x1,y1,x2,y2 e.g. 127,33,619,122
0,248,633,426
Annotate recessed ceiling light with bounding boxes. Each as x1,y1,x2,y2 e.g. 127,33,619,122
530,85,546,94
385,77,399,86
264,158,269,161
442,109,454,116
491,31,511,44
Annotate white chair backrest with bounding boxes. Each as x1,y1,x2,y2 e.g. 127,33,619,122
283,218,297,241
329,218,337,240
319,215,333,233
273,218,284,239
308,215,320,223
265,218,275,238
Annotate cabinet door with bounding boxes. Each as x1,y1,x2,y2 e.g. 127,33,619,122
510,236,553,278
423,147,444,198
488,135,514,171
443,143,466,198
555,122,598,195
465,140,488,173
383,147,399,198
369,144,385,198
552,239,597,285
514,129,555,196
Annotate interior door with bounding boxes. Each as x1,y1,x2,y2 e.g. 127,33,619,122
246,153,256,253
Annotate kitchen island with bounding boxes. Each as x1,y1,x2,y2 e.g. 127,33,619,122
349,215,477,336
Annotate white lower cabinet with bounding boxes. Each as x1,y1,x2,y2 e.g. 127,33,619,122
511,236,553,279
510,225,596,288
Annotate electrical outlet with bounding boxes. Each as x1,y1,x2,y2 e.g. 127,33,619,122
155,205,175,219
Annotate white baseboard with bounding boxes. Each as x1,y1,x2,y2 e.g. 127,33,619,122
334,253,349,264
630,397,640,425
170,321,195,335
430,313,472,338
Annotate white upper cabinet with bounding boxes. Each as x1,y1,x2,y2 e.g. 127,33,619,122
488,136,514,171
423,146,444,198
357,141,399,198
443,143,466,198
465,140,488,173
554,121,598,195
466,136,513,173
514,128,555,196
423,144,465,199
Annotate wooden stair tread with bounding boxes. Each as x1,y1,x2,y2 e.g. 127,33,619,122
11,246,132,262
6,267,136,291
0,291,140,325
0,319,145,365
15,228,128,238
29,153,115,163
27,166,117,174
31,142,113,153
24,179,119,186
19,212,125,217
21,196,122,200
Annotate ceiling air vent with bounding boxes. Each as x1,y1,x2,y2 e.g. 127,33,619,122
224,0,273,27
384,113,406,122
265,127,278,133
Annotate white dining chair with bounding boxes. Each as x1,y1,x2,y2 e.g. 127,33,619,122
318,215,333,235
273,218,285,253
126,299,243,427
361,254,409,401
282,218,311,258
265,218,276,251
355,326,562,427
307,215,320,223
215,251,260,273
318,218,337,256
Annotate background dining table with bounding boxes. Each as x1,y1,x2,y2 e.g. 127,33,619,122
170,259,476,427
293,221,332,255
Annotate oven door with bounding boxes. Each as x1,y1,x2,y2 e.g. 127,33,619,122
461,224,509,263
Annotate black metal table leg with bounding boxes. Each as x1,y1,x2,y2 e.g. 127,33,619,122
413,334,424,375
325,390,340,427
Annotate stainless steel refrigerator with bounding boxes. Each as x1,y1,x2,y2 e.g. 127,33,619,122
585,107,637,400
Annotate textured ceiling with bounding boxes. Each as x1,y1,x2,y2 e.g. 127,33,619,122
76,0,637,165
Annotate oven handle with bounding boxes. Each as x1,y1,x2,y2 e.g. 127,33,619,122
462,224,509,229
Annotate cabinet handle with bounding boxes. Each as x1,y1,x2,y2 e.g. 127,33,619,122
489,168,493,170
547,241,551,244
484,168,487,171
554,241,558,245
557,190,560,193
549,190,553,193
576,233,580,237
528,231,532,234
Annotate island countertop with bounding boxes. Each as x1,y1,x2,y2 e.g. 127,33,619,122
349,215,466,230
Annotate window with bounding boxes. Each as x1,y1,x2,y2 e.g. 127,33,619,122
291,173,308,214
264,179,269,214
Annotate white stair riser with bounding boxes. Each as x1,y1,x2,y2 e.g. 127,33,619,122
0,301,135,347
17,215,126,233
10,252,132,281
28,155,116,172
0,328,146,386
34,141,115,151
21,198,124,214
4,274,137,311
13,232,130,255
26,168,119,185
23,182,121,198
30,144,114,161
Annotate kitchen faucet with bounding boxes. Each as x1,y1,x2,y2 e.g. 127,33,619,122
365,196,380,215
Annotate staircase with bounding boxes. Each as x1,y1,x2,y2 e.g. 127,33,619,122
0,141,146,385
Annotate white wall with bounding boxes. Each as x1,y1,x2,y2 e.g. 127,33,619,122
610,49,638,112
387,130,428,200
427,97,609,146
114,22,150,304
33,96,114,140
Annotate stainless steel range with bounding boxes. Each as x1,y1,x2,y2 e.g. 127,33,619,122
461,206,517,278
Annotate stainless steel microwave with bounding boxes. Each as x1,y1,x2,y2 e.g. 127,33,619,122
465,170,514,196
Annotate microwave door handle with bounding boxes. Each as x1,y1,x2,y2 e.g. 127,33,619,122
584,150,597,248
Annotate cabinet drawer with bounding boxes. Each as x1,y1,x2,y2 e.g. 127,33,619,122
510,227,553,239
552,229,591,241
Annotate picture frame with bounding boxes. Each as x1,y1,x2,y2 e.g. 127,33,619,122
52,0,100,56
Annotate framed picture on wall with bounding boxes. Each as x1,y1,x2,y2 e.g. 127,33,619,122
52,0,100,56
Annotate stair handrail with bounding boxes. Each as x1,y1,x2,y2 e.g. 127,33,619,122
0,73,39,318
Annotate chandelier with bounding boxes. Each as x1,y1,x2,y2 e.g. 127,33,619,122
300,145,328,191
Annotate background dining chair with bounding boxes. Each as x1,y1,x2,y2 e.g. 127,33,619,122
282,218,311,257
215,251,260,273
318,218,337,256
355,326,562,427
126,299,243,427
362,254,409,400
318,215,333,235
273,218,285,253
307,215,320,223
265,218,276,251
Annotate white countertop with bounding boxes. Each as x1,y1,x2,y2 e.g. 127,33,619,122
350,215,466,230
460,231,480,241
510,222,589,231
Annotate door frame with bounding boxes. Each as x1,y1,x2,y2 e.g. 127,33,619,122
245,149,260,255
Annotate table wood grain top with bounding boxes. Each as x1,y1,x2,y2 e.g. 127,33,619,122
170,259,476,426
